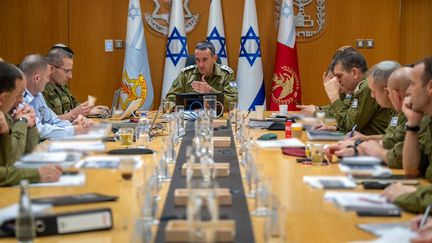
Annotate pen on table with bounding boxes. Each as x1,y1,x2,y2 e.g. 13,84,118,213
358,197,384,205
420,204,432,228
349,124,358,138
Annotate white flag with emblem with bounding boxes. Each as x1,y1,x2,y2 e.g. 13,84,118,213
161,0,188,101
236,0,265,111
119,0,153,110
206,0,228,66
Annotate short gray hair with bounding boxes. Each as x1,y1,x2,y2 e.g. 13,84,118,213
46,44,74,66
20,54,49,79
368,60,401,86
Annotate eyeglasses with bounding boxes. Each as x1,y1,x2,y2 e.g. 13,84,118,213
52,64,72,74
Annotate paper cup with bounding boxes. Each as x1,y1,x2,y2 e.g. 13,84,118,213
88,95,97,106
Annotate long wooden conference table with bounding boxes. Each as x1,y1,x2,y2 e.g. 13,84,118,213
0,114,417,243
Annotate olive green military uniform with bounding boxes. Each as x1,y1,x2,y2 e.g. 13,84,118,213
394,185,432,214
165,63,238,109
416,116,432,181
43,82,80,115
320,93,352,118
0,114,40,186
382,112,407,169
328,79,395,135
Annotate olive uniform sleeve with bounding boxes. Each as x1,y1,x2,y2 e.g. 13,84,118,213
165,71,187,106
2,116,29,165
0,167,40,186
220,71,238,108
385,141,403,169
394,185,432,214
25,126,39,154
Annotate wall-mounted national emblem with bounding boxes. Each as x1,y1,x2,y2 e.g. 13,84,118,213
274,0,326,42
144,0,200,36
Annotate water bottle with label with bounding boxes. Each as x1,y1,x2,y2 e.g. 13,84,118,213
136,112,150,148
16,179,35,243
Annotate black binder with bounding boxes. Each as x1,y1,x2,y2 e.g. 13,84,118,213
1,208,113,237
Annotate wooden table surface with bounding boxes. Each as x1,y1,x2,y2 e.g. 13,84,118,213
0,117,417,243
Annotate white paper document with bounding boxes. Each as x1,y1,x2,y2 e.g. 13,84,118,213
338,164,393,177
75,156,142,169
255,138,305,148
48,141,106,152
51,124,111,141
351,226,417,243
30,173,86,187
324,191,399,212
14,152,83,169
303,176,357,189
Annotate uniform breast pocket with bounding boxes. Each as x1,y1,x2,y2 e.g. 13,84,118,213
49,96,64,114
60,96,72,111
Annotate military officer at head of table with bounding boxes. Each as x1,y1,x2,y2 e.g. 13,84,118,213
0,61,62,186
164,40,238,109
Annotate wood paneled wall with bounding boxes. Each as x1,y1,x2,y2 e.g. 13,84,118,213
0,0,431,108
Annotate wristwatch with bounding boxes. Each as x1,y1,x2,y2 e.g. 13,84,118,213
354,139,363,147
16,117,28,125
405,122,420,132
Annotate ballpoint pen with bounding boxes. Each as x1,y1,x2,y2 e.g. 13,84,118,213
349,124,358,138
420,204,432,228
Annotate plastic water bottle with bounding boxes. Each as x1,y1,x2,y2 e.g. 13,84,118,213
16,180,35,243
136,112,150,148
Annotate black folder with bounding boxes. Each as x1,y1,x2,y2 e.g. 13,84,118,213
1,208,113,237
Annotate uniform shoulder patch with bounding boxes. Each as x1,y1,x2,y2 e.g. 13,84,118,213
220,65,233,74
181,65,196,72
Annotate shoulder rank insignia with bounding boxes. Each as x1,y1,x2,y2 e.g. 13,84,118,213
181,65,196,72
220,65,234,74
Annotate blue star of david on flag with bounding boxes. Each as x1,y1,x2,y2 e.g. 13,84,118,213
207,27,227,58
128,4,140,20
239,27,261,66
166,27,188,66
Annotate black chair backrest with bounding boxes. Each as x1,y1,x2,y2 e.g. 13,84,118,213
185,54,222,67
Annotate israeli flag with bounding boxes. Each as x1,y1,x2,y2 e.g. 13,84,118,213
236,0,265,111
161,0,188,101
207,0,228,66
119,0,154,110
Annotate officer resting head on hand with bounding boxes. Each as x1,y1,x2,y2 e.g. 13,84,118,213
0,61,61,186
165,40,238,109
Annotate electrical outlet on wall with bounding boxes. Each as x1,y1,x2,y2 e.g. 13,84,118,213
105,39,113,52
366,39,374,48
356,39,364,48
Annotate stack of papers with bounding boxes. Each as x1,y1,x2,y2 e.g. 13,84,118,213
255,138,305,148
48,141,106,152
303,176,357,189
52,123,111,141
75,156,142,169
307,130,346,141
14,152,82,169
30,173,86,187
324,191,400,213
338,164,392,177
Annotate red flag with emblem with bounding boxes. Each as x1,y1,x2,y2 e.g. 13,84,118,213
270,0,302,111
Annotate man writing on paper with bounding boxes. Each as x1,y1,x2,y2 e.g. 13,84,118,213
313,49,395,135
0,62,61,186
44,44,110,121
165,41,238,108
21,54,92,140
